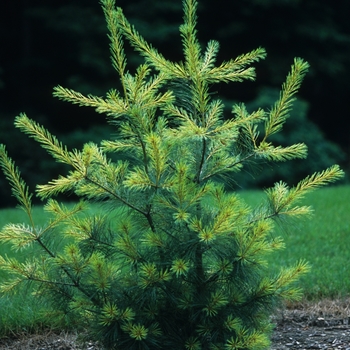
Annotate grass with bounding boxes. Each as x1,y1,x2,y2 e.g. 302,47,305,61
285,184,350,299
0,185,349,336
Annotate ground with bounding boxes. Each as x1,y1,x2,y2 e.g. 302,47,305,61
0,299,349,349
270,299,350,349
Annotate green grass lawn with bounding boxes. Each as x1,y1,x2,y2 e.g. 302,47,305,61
281,184,350,299
0,184,349,336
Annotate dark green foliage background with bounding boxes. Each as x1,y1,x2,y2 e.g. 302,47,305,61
0,0,349,206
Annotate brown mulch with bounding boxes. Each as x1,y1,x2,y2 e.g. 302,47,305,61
270,299,350,349
1,299,349,349
0,332,101,350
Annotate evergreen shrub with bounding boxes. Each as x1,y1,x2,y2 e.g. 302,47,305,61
0,0,344,349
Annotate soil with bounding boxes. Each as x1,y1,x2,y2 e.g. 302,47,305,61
0,299,349,350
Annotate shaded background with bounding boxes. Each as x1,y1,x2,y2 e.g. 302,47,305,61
0,0,349,207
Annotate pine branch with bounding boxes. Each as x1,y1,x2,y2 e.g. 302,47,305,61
37,173,84,199
122,66,173,112
0,223,37,250
101,0,127,95
180,0,201,77
43,200,87,231
265,165,344,219
115,7,185,78
290,164,344,200
200,40,220,73
256,142,308,162
206,47,267,83
263,58,309,141
100,139,136,153
195,138,207,183
273,260,311,300
14,114,84,170
0,145,33,220
53,86,127,117
231,103,266,127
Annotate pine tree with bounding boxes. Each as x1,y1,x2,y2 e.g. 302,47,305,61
0,0,344,349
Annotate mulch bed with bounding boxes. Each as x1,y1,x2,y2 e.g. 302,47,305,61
1,299,349,349
270,299,350,349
